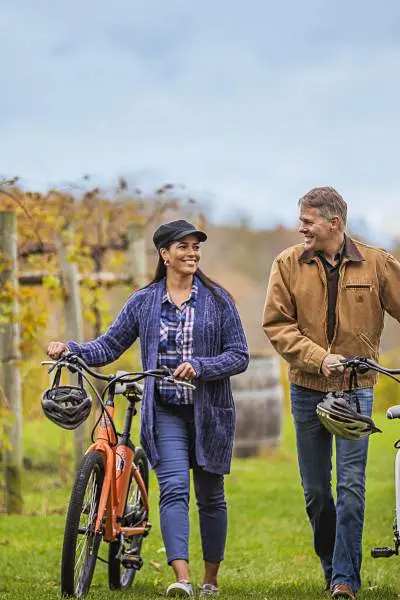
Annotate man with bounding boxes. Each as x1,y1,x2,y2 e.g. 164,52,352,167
262,187,400,599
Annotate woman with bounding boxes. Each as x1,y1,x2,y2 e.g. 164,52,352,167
47,219,249,597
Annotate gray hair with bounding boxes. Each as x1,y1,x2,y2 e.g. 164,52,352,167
298,187,347,230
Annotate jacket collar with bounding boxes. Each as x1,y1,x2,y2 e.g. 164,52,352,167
299,234,364,264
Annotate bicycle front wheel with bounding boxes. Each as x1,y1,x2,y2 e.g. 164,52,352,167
61,450,105,597
108,448,149,590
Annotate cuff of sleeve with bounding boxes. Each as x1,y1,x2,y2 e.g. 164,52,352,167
66,341,81,354
189,358,202,379
307,346,329,374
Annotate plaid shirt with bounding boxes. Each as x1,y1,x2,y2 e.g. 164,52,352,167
156,279,198,405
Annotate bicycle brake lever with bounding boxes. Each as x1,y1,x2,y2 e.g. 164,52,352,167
331,359,370,374
41,360,59,374
165,376,196,390
59,352,80,373
41,352,79,374
159,365,174,376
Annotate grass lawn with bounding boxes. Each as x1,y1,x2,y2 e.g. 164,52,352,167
1,412,400,599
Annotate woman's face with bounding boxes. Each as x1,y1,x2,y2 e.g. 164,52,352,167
161,234,201,276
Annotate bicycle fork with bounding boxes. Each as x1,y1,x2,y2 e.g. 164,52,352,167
371,448,400,558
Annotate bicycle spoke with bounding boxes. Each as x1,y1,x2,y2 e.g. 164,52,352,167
74,473,99,588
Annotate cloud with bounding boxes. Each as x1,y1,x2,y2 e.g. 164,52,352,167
1,0,400,235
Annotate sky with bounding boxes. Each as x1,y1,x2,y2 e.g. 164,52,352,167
1,0,400,239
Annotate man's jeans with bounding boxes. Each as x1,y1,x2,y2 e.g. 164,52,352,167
290,384,373,592
154,404,227,565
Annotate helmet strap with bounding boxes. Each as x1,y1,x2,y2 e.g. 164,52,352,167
51,365,84,390
77,371,84,388
349,366,361,413
339,368,346,391
52,365,63,390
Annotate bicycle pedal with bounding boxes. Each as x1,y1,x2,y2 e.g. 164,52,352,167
122,508,145,526
121,554,143,570
371,546,396,558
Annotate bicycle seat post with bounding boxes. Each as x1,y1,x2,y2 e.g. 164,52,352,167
96,383,118,445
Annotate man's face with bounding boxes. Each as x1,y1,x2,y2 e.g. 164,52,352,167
298,207,334,253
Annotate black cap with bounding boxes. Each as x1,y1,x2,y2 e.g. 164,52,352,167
153,219,207,250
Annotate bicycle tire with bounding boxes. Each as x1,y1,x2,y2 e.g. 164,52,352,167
61,450,105,597
108,448,149,590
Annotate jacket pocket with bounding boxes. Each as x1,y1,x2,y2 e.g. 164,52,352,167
200,405,235,467
344,283,373,291
359,331,378,358
203,405,235,439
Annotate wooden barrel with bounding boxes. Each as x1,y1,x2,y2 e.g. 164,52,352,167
232,354,283,458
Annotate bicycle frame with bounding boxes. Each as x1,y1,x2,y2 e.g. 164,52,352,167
88,400,150,542
42,355,195,544
42,353,196,596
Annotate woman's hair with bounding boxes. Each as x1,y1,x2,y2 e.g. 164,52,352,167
144,248,233,302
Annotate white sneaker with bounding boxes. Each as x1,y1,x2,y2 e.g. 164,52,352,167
166,581,194,597
199,584,219,596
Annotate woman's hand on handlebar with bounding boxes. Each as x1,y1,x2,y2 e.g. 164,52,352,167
47,341,69,360
173,362,197,381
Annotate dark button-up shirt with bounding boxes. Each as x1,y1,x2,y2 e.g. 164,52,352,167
316,239,346,344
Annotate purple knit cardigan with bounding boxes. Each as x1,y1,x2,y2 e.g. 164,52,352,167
68,277,249,474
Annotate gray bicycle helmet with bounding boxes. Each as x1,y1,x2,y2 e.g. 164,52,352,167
316,391,381,440
41,366,92,430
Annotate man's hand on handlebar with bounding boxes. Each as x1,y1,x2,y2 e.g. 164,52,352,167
321,353,346,377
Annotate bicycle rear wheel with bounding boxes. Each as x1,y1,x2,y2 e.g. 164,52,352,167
108,448,149,590
61,450,105,597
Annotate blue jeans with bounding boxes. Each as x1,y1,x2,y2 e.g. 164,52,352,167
290,384,373,592
154,404,227,564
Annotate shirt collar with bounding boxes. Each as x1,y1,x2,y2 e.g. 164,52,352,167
316,237,346,266
299,234,364,264
162,277,199,305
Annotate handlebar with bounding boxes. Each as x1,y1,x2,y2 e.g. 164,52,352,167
41,352,196,392
331,357,400,384
41,352,196,445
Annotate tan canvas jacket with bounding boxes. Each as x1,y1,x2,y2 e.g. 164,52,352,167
262,237,400,392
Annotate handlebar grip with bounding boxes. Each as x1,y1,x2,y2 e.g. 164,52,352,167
387,405,400,420
115,370,132,394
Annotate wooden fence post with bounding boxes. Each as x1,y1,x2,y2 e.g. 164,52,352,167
127,223,147,288
126,223,147,372
57,225,85,471
0,211,23,513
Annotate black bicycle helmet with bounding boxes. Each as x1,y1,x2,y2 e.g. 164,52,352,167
316,391,381,440
41,366,92,430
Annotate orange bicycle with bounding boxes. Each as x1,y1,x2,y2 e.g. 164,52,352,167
41,352,194,597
